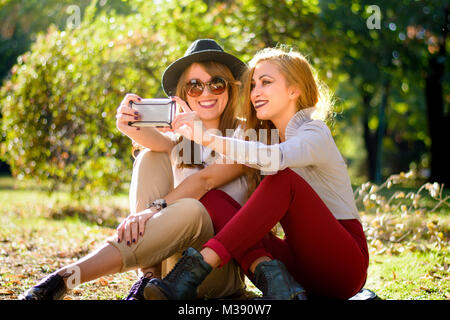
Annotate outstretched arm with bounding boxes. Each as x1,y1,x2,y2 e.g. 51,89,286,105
171,96,281,171
172,96,331,172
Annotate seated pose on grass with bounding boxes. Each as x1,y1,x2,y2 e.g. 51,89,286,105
21,39,251,300
142,46,369,300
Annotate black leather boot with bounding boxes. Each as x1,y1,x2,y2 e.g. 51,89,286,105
124,272,154,300
20,273,67,300
253,260,307,300
144,247,212,300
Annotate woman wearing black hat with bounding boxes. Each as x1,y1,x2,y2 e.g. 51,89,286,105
20,39,252,300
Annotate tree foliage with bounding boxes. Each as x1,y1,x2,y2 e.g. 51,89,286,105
0,0,448,198
0,0,249,197
0,0,132,81
1,2,169,196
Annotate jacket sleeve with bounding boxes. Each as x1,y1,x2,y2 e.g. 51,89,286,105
212,122,331,172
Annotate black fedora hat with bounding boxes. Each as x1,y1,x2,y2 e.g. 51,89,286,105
161,39,246,96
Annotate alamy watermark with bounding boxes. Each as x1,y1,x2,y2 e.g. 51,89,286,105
366,5,381,30
64,265,81,290
66,5,81,29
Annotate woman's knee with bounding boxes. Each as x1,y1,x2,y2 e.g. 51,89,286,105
171,198,213,237
200,189,230,206
174,198,210,223
130,149,173,212
134,149,170,170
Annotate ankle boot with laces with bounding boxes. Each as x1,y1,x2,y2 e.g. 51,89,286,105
20,273,67,300
144,247,212,300
124,272,154,300
253,260,308,300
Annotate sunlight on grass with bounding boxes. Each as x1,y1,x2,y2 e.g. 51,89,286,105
367,250,449,300
0,173,448,300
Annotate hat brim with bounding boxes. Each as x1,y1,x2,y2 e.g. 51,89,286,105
161,50,247,96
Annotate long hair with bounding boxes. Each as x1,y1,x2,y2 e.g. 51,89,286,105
174,61,241,169
240,46,334,128
132,61,242,164
239,46,335,193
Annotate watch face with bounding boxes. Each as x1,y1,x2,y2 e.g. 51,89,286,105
161,200,167,208
149,199,166,210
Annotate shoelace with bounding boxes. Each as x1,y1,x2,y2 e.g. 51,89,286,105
126,272,153,300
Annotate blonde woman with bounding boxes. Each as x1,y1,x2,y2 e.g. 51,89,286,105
144,46,369,300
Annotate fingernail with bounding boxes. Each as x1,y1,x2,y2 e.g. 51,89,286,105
139,232,143,236
136,127,140,131
134,116,139,120
117,238,120,243
132,238,136,243
127,241,130,245
134,111,139,115
138,97,142,101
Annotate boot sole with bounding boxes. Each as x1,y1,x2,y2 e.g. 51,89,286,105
144,283,169,300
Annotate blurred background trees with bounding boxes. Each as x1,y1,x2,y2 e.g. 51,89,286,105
0,0,448,198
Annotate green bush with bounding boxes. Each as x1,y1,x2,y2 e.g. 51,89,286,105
0,4,176,198
0,0,251,198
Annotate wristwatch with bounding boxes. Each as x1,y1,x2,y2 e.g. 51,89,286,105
147,199,167,211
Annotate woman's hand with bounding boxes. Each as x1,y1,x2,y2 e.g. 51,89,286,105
171,96,211,146
116,93,142,134
116,208,157,246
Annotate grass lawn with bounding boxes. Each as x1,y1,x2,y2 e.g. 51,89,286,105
0,175,448,300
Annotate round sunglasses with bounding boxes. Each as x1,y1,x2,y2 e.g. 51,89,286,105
184,77,228,97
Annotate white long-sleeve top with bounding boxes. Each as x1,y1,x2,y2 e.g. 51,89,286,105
215,107,361,221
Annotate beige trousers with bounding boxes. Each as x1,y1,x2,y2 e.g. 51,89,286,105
107,149,245,299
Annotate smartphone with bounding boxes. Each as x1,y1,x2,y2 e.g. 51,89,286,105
129,98,176,127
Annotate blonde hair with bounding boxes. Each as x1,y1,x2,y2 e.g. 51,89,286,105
239,45,335,193
240,45,334,133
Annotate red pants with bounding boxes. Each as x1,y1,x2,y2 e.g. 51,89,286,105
199,168,369,299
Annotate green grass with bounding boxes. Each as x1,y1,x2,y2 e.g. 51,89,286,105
0,175,137,300
366,251,448,299
0,175,448,300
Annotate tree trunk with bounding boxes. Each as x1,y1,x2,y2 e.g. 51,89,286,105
361,89,377,182
361,81,390,183
424,5,449,185
374,80,390,184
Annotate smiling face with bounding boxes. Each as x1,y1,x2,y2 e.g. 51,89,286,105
182,63,229,129
250,61,299,127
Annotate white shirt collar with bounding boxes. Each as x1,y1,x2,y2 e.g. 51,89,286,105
285,107,315,139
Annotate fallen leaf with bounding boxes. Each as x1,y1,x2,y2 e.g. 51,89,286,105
6,274,27,279
420,286,432,293
97,277,109,286
0,289,14,295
